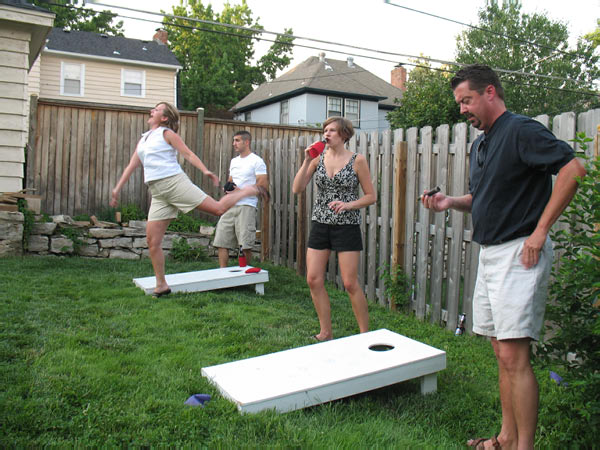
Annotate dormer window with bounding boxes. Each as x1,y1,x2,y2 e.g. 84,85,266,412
121,69,145,97
60,62,84,96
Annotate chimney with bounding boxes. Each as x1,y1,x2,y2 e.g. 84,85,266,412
391,64,407,91
347,57,355,68
318,52,326,62
153,28,168,45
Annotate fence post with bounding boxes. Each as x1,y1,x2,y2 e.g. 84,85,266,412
196,107,204,160
26,95,38,191
391,139,407,311
261,156,271,262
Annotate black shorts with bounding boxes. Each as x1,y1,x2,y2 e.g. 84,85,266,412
307,221,363,252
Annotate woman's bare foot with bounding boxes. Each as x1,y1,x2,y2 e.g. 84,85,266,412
313,333,332,342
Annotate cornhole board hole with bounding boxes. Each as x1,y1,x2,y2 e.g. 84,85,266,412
133,266,269,295
201,328,446,414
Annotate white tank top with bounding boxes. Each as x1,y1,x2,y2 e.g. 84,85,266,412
136,126,183,183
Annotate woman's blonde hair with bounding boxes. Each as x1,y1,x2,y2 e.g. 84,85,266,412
323,116,354,143
157,102,180,133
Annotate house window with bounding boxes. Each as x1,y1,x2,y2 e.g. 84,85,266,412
121,69,145,97
280,100,289,124
244,111,252,121
60,62,84,96
344,99,360,128
327,96,342,117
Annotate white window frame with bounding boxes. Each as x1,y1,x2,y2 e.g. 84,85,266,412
327,96,342,118
121,68,146,98
244,111,252,122
280,99,289,125
60,62,85,97
344,98,360,128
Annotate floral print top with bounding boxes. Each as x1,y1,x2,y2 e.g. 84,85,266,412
311,151,360,225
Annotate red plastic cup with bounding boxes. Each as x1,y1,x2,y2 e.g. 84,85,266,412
308,140,326,158
238,254,247,267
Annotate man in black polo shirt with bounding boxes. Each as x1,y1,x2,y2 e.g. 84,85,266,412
423,64,586,449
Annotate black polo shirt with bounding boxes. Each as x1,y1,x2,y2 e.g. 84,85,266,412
469,111,574,245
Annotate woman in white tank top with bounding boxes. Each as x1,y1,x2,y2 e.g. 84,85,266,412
110,102,269,297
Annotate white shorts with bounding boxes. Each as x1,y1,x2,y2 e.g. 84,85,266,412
472,236,553,341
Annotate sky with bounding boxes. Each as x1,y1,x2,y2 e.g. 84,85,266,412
86,0,600,83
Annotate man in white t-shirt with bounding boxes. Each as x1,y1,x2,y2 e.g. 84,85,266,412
213,131,268,267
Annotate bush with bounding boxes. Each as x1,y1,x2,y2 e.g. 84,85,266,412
536,132,600,446
170,237,208,262
378,263,412,309
119,204,146,222
167,212,211,233
72,213,91,222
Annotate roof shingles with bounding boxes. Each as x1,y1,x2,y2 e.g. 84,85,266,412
46,28,181,68
233,56,402,112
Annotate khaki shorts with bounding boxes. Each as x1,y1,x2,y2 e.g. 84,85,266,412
213,205,256,250
472,236,553,341
147,172,208,221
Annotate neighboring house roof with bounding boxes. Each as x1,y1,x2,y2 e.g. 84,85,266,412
232,56,403,113
45,28,182,69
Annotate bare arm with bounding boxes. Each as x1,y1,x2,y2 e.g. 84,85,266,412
521,157,586,268
292,147,319,194
164,129,220,186
110,149,142,207
423,192,473,213
329,154,376,213
255,174,268,189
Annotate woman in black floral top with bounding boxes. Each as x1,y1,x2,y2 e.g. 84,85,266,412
293,117,376,341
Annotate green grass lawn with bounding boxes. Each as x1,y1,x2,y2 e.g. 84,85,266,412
0,256,577,447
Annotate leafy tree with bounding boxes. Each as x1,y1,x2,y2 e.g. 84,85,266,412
32,0,124,36
387,60,462,130
584,19,600,49
163,0,294,112
455,3,600,117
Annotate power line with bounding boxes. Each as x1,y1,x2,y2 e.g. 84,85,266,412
40,1,599,99
81,1,593,86
383,0,588,60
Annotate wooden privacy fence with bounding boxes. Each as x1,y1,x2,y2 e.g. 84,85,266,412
27,98,600,333
27,98,320,218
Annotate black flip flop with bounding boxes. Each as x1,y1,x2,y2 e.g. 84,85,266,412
152,288,171,298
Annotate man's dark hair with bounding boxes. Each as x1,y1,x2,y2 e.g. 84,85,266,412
234,130,252,142
450,64,505,100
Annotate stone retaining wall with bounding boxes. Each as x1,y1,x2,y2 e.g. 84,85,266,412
0,212,242,259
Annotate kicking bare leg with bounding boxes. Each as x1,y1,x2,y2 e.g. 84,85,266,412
197,185,269,217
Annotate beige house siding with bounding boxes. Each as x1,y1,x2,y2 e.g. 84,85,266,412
39,53,177,107
0,4,53,193
0,27,33,192
28,54,41,96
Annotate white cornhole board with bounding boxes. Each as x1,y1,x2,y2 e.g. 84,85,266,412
201,328,446,413
132,266,269,295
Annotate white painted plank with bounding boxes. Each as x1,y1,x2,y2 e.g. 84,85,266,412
132,267,269,295
202,329,446,413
